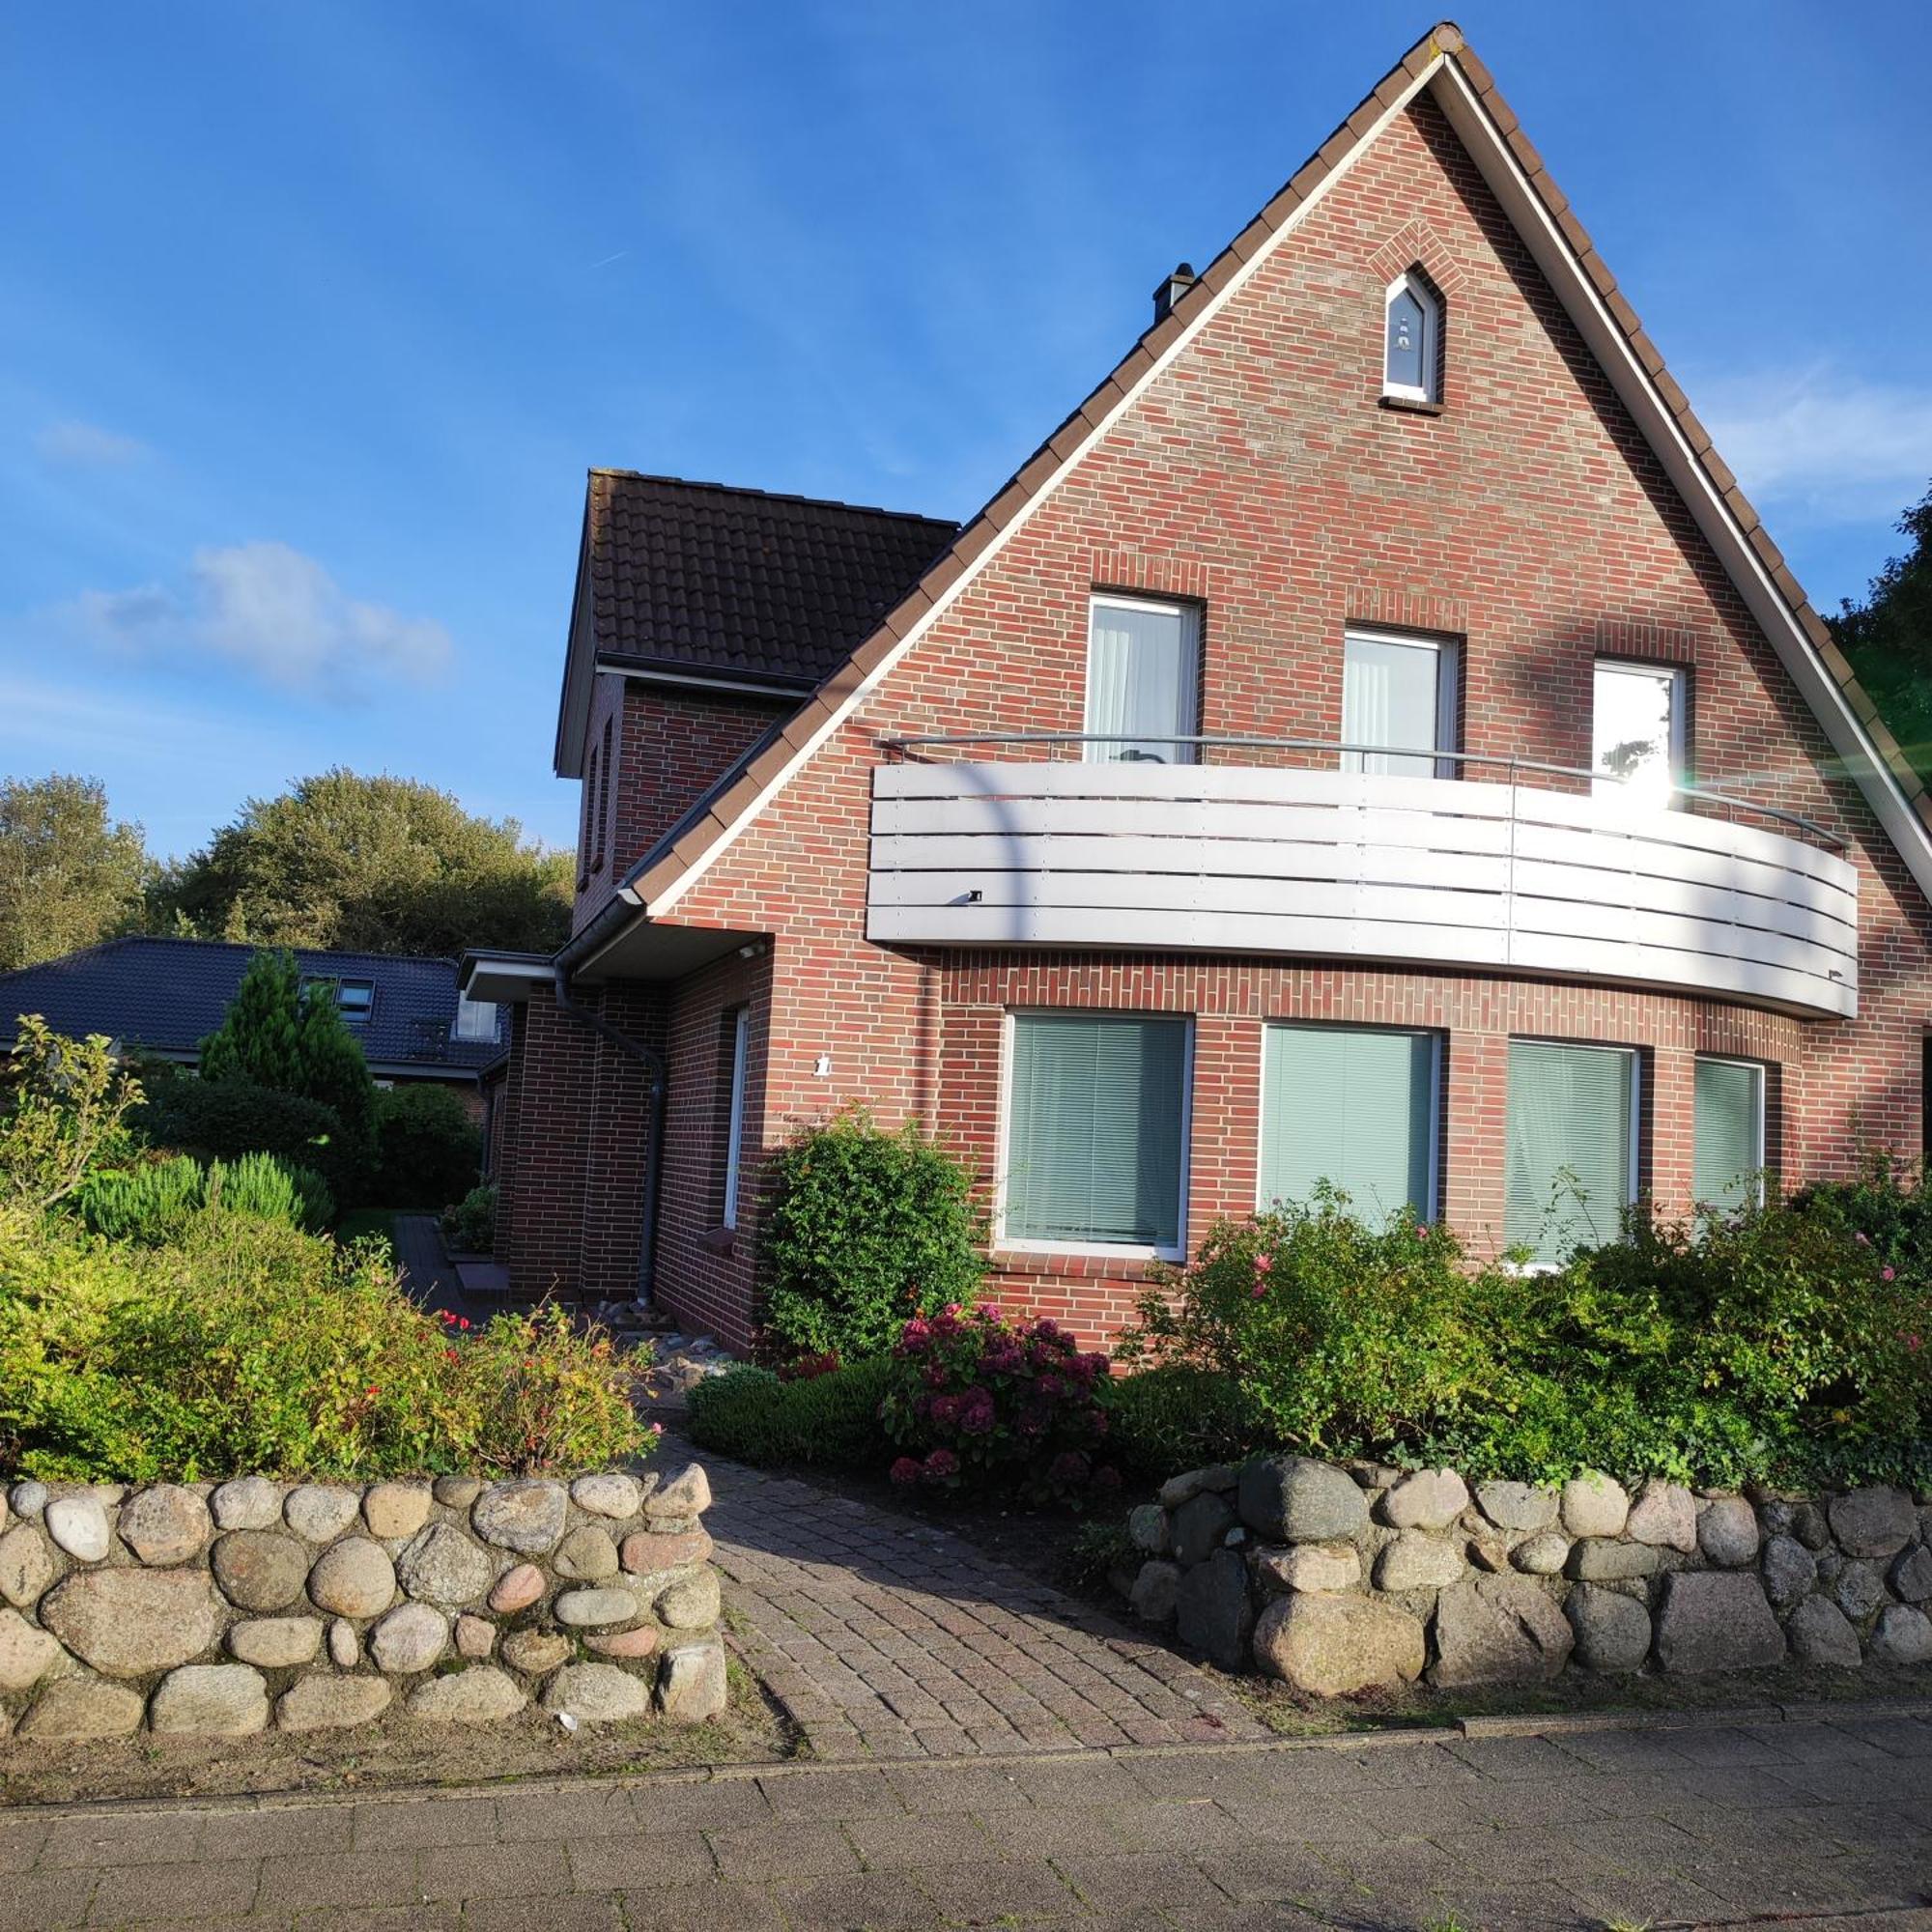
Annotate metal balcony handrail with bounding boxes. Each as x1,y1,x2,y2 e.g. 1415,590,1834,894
877,732,1846,851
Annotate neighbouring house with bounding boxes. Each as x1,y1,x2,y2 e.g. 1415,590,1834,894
2,936,505,1114
468,23,1932,1350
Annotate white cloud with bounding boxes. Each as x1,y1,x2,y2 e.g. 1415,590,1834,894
34,419,151,469
1698,366,1932,525
63,541,453,698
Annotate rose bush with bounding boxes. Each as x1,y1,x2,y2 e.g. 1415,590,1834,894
879,1303,1120,1505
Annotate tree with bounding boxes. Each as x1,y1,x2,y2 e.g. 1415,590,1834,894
0,775,151,971
1828,480,1932,788
294,975,375,1148
199,950,305,1090
151,769,573,957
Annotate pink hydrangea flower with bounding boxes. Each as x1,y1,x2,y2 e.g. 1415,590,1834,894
1881,1265,1896,1282
923,1448,960,1482
889,1457,923,1487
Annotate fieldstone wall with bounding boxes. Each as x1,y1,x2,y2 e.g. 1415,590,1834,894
0,1463,726,1743
1119,1458,1932,1693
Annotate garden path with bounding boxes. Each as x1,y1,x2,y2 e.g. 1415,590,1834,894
677,1447,1267,1761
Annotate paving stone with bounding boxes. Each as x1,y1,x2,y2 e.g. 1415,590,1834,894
85,1856,262,1923
706,1820,861,1882
418,1840,571,1900
767,1870,933,1931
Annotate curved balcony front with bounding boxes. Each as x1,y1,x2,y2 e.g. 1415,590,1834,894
867,750,1859,1019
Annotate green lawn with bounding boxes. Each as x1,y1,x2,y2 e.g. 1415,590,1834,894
333,1208,402,1252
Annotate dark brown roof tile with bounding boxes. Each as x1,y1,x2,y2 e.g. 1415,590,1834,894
582,470,956,690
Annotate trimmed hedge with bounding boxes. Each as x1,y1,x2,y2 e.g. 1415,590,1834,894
687,1357,895,1469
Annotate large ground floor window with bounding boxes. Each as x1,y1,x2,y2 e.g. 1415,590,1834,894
1259,1023,1439,1222
1504,1039,1638,1264
1001,1011,1190,1256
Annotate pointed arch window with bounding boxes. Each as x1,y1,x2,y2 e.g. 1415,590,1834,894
1383,269,1441,404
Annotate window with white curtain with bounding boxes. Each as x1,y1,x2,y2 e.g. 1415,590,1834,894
1084,596,1200,764
454,994,499,1042
1505,1040,1638,1264
1341,629,1458,778
1593,660,1685,810
1384,270,1441,402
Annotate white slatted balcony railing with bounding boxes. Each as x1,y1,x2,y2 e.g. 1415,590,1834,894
867,742,1859,1019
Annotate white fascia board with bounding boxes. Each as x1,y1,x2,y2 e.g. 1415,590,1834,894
1430,61,1932,906
593,659,810,700
641,56,1445,920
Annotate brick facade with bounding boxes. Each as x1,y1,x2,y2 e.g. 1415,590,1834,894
496,86,1932,1350
573,678,792,934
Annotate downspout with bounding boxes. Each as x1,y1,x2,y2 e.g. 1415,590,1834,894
552,963,668,1305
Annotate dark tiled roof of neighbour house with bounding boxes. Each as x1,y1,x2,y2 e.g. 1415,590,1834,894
592,18,1932,925
0,936,502,1077
585,470,961,690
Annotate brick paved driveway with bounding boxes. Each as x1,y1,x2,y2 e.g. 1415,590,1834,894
3,1713,1929,1929
699,1457,1264,1758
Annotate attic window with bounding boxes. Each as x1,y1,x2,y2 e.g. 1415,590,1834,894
303,977,375,1023
1383,270,1441,404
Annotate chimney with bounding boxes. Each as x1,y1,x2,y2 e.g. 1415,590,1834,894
1151,261,1197,324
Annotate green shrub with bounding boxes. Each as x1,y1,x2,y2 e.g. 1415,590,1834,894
687,1356,895,1469
373,1084,481,1208
879,1306,1119,1505
1100,1364,1268,1481
132,1076,367,1208
0,1210,648,1481
440,1182,497,1253
758,1109,984,1360
209,1151,333,1231
1,1017,143,1220
1446,1201,1932,1489
76,1155,207,1243
76,1150,333,1243
1119,1179,1932,1492
1120,1188,1490,1463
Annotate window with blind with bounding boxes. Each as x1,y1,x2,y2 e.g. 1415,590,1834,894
1085,597,1200,765
1504,1040,1637,1264
1003,1013,1190,1252
1342,630,1458,779
1260,1024,1437,1220
1693,1057,1764,1214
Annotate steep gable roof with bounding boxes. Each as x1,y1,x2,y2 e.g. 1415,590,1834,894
576,20,1932,962
553,471,957,775
0,936,502,1077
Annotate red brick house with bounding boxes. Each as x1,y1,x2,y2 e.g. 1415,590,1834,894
467,23,1932,1350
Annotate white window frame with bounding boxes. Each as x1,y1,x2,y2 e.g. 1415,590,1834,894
1341,627,1461,779
1505,1037,1642,1272
1382,270,1440,403
1693,1054,1768,1210
1592,658,1688,808
992,1008,1194,1263
1083,594,1201,766
721,1006,750,1231
1255,1022,1442,1222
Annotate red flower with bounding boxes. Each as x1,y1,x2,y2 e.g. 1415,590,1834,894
923,1448,960,1483
889,1456,923,1487
1882,1265,1897,1282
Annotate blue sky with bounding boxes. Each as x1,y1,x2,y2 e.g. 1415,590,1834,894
2,2,1925,858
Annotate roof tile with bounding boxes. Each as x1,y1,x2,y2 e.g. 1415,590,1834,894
583,471,956,689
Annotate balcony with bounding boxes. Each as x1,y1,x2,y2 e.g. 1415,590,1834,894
867,739,1859,1019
